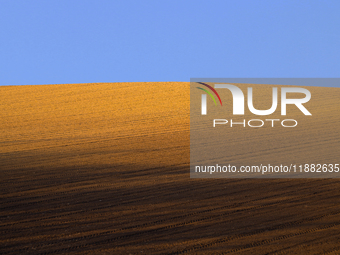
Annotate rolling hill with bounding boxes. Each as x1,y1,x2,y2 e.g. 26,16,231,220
1,82,339,254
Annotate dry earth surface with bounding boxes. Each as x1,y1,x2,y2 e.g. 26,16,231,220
0,82,340,254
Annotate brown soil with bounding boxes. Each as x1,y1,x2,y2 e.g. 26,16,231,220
0,82,339,254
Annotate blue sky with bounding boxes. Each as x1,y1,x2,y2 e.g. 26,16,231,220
1,0,339,85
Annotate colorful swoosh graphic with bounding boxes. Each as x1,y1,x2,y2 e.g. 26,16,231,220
196,87,217,105
196,82,223,106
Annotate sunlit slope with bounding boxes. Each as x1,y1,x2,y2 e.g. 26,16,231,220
0,82,339,173
0,82,189,171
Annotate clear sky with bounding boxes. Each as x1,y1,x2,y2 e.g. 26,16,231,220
1,0,339,85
